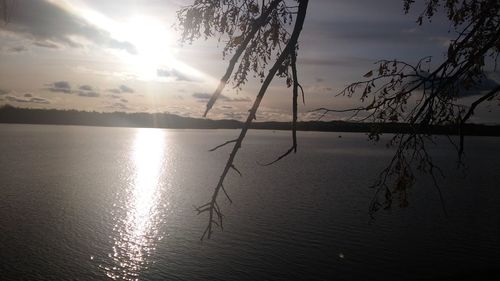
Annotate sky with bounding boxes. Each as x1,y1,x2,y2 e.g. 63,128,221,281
0,0,498,123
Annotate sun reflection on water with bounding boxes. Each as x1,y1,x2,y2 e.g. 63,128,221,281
102,129,169,281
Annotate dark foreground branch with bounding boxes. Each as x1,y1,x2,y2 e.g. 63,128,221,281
198,0,309,240
203,0,283,117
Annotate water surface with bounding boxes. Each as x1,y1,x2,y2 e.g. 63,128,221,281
1,124,499,280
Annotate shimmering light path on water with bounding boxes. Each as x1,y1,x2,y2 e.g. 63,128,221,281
103,129,169,280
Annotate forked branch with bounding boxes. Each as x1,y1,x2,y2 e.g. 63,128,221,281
198,0,309,240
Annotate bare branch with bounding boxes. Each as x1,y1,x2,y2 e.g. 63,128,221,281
209,139,238,152
259,146,295,166
220,184,233,204
199,0,309,240
459,84,500,157
230,164,242,176
202,0,283,117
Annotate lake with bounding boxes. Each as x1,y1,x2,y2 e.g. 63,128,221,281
0,124,499,280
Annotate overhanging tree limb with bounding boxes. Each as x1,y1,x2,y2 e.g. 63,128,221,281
313,0,499,214
198,0,309,240
203,0,282,117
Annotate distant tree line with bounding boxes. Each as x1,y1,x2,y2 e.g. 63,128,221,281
0,105,241,129
1,105,499,136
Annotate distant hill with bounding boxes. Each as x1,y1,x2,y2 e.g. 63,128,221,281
1,105,499,136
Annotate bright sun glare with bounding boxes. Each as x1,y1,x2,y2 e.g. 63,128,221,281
123,16,174,80
116,16,209,82
72,1,208,82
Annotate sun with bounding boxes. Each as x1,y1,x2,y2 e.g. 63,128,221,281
122,16,175,80
111,15,208,83
71,2,212,83
74,3,178,80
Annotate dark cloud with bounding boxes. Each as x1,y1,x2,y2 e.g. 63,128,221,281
47,81,72,94
157,68,194,82
5,96,28,103
0,89,9,95
24,93,33,97
304,7,450,47
5,95,50,104
45,81,104,97
119,84,134,93
120,98,128,103
192,93,211,100
29,97,50,104
78,91,100,98
192,92,251,103
108,84,134,94
300,57,374,67
79,85,93,91
33,41,60,49
54,81,70,89
222,112,246,120
459,76,500,97
414,71,500,98
6,45,29,53
2,0,137,54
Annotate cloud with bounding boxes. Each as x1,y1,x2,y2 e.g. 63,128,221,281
5,95,50,104
106,102,130,111
78,91,100,98
107,84,135,94
459,76,500,97
107,94,121,99
192,93,211,100
1,0,137,54
5,96,28,103
416,71,500,98
221,112,246,120
120,98,128,103
119,84,134,93
157,68,194,82
47,81,72,94
3,45,29,53
44,81,103,97
192,92,251,103
33,41,60,49
300,56,374,67
29,97,51,104
0,89,9,95
229,96,252,102
24,93,33,97
107,88,121,94
79,85,93,91
77,84,100,97
45,82,102,97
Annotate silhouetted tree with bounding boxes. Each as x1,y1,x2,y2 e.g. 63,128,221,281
315,0,500,215
177,0,309,239
179,0,500,239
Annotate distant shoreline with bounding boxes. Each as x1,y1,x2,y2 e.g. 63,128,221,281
1,105,499,136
